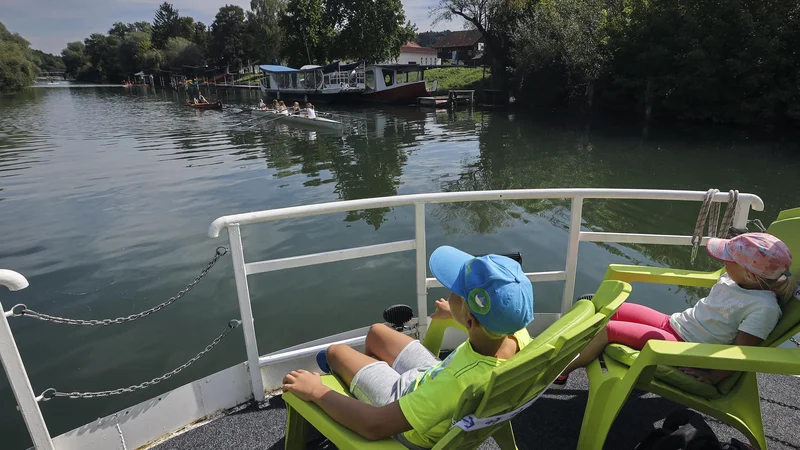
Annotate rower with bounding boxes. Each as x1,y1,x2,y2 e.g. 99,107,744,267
198,92,209,104
292,102,301,114
305,102,317,119
258,99,267,110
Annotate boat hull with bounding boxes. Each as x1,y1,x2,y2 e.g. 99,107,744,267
361,81,430,103
252,110,343,131
186,101,223,110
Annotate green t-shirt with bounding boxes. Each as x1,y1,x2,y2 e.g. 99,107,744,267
398,329,532,448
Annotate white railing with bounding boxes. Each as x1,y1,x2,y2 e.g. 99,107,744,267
0,188,763,448
207,188,763,402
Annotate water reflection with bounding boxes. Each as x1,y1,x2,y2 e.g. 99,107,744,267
2,86,800,450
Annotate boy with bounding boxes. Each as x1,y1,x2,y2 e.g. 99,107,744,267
282,245,534,448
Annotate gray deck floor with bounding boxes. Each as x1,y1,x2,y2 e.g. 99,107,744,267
153,370,800,450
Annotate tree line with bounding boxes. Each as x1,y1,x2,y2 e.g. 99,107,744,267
60,0,414,84
438,0,800,126
0,22,65,92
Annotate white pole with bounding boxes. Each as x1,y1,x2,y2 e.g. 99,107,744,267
561,196,584,315
415,203,428,333
227,225,266,402
0,271,54,450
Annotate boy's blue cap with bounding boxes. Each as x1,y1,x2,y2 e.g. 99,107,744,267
429,246,534,335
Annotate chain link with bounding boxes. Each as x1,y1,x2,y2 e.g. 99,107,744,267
791,337,800,347
12,247,228,326
40,319,241,401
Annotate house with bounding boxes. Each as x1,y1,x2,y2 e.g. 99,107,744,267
431,30,484,66
382,42,441,66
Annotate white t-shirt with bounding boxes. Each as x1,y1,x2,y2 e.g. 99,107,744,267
669,274,781,344
306,108,316,119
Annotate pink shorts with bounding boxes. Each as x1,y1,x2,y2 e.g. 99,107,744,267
607,303,684,350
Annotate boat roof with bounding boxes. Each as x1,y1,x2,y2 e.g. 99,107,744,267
260,61,364,74
369,64,436,73
152,370,800,449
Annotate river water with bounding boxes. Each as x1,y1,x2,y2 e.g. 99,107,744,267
1,85,799,449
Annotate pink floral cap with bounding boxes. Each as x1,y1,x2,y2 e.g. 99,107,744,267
706,232,792,280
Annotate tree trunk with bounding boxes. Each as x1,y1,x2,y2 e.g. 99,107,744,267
585,78,595,111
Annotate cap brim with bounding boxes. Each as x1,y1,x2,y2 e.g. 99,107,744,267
429,246,474,298
706,238,734,262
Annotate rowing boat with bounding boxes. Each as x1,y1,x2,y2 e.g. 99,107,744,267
186,101,223,110
251,109,343,131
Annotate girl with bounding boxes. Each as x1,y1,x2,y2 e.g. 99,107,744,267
258,98,266,109
292,102,301,114
559,232,794,385
305,102,317,119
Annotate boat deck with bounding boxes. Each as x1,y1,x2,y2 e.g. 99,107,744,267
152,370,800,450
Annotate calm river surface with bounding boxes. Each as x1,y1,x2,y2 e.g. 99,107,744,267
1,85,799,448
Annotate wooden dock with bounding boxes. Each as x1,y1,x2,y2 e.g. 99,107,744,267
417,90,475,108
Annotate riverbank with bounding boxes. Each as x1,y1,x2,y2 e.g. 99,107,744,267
426,67,490,95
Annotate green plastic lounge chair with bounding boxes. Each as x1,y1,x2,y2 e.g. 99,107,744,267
283,279,632,450
577,211,800,450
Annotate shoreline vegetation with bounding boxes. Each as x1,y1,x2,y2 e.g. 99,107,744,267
2,0,799,128
0,22,64,92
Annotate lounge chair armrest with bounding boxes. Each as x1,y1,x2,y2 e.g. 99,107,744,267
632,341,800,375
422,317,467,358
603,265,723,288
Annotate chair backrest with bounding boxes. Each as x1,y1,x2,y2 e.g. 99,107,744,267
431,280,631,449
763,215,800,348
716,213,800,394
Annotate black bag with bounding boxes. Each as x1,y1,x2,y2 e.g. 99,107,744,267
635,409,720,450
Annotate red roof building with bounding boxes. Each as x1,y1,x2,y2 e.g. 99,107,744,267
382,42,441,66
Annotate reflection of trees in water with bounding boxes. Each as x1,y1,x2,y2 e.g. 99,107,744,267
257,111,426,230
433,113,725,300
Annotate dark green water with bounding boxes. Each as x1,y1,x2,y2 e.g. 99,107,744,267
1,85,798,449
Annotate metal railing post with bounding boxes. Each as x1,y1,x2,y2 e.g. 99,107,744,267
561,196,584,315
415,203,428,333
0,271,54,450
227,225,266,402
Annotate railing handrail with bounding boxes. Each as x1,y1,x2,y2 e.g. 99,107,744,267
208,188,764,238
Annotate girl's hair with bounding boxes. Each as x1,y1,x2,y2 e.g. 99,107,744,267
743,271,797,306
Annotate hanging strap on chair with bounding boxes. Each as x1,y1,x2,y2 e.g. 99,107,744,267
451,355,579,432
690,189,739,265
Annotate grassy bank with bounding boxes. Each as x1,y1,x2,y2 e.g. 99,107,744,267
425,67,490,94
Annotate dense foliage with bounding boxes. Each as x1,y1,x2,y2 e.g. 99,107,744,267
508,0,800,126
58,0,413,83
0,22,61,91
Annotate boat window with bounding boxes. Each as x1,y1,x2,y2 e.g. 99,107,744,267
384,71,394,87
408,71,420,82
366,70,375,89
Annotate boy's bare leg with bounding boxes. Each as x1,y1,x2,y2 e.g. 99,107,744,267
327,344,379,386
563,327,609,375
364,323,415,367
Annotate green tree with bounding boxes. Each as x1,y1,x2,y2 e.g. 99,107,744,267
514,0,621,109
246,0,286,64
432,0,526,89
61,41,89,79
152,2,182,48
84,33,122,81
280,0,336,67
163,37,204,68
211,5,249,69
334,0,417,62
31,49,65,72
0,42,38,91
0,22,39,91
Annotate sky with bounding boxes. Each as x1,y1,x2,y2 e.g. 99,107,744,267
0,0,454,55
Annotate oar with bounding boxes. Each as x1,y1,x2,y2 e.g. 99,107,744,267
318,112,365,121
248,114,285,129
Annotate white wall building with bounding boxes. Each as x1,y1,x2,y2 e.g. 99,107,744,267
382,42,441,66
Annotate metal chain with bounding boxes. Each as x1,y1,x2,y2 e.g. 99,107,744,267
791,337,800,347
39,319,241,401
11,247,228,326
